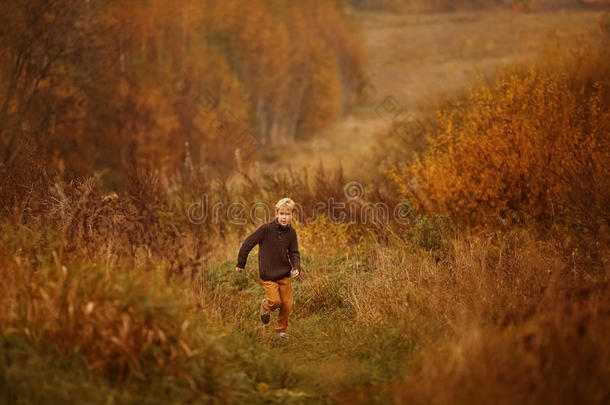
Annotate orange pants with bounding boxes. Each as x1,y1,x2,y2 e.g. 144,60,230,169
262,277,293,331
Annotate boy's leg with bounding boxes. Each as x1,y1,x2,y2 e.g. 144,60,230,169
262,280,281,312
275,277,293,331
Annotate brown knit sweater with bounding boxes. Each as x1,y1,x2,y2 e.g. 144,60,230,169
236,217,301,281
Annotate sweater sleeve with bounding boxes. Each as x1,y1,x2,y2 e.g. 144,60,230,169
236,224,266,269
288,231,301,270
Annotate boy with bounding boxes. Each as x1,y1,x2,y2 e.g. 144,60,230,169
236,198,301,340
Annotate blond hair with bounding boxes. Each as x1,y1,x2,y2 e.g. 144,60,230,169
275,197,296,212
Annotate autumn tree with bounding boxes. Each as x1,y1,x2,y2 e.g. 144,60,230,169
0,0,366,193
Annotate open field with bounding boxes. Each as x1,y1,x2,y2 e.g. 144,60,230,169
259,9,605,177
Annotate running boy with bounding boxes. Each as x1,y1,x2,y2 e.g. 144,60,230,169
236,198,301,339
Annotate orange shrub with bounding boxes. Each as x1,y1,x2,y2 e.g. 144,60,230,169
391,43,610,230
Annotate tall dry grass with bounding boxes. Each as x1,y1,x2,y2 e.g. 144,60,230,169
1,155,607,403
294,222,608,404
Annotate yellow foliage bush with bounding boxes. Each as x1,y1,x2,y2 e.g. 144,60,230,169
391,41,610,230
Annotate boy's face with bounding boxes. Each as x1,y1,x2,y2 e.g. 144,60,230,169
276,206,292,227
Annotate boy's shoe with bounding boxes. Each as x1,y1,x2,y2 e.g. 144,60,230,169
260,300,270,324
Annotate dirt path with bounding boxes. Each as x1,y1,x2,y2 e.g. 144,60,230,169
254,9,604,177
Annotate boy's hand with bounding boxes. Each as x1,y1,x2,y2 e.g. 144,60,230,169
236,266,243,273
291,268,300,278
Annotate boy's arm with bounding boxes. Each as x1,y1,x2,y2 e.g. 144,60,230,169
236,224,266,270
288,232,301,273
